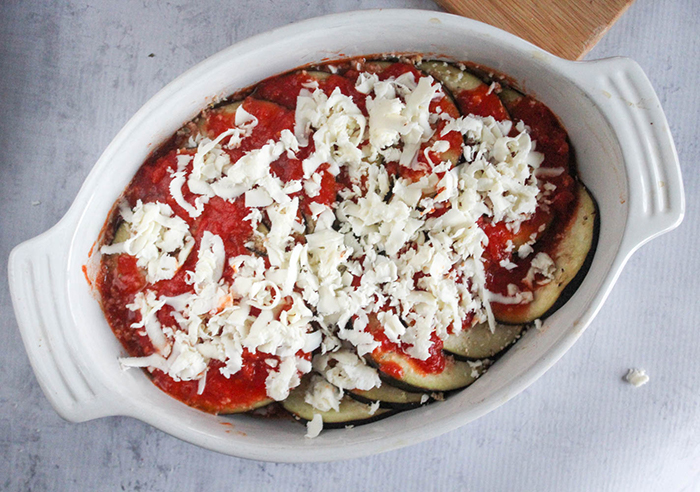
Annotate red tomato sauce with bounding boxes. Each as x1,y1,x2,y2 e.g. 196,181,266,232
379,361,405,379
151,356,272,414
456,84,509,120
254,71,368,114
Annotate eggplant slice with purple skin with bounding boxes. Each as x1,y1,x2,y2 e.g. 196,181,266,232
364,348,486,393
489,184,598,324
417,60,510,120
442,322,526,361
418,60,488,95
347,383,430,410
282,377,395,428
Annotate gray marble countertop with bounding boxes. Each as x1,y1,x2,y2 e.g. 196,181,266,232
2,1,698,490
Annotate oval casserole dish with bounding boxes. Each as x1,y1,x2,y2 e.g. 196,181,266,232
8,9,684,462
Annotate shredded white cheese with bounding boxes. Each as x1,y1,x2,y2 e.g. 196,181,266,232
305,413,323,439
313,350,381,391
304,374,343,412
525,252,557,286
625,368,649,388
101,200,194,283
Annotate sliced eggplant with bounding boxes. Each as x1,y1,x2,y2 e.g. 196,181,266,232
498,87,524,106
209,99,244,115
305,69,332,81
282,378,394,428
112,220,130,245
443,322,525,360
492,185,598,324
418,60,484,92
365,349,484,393
348,383,429,410
417,61,509,120
245,222,270,257
360,60,393,73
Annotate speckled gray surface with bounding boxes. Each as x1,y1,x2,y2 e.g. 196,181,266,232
2,0,699,490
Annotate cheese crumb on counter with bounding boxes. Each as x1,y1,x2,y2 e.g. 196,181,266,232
624,368,649,388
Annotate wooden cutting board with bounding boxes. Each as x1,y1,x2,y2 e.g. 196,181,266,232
435,0,635,60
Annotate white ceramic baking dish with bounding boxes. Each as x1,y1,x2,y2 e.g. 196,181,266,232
8,9,684,462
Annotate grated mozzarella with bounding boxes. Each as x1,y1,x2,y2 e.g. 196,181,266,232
525,252,557,286
624,368,649,388
126,290,169,355
265,356,303,401
304,374,343,412
313,350,381,391
305,413,323,439
101,200,194,283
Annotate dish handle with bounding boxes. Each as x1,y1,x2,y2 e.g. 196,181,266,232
9,218,123,422
578,57,685,254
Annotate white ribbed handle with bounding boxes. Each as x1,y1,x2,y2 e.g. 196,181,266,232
9,220,121,422
579,57,684,254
